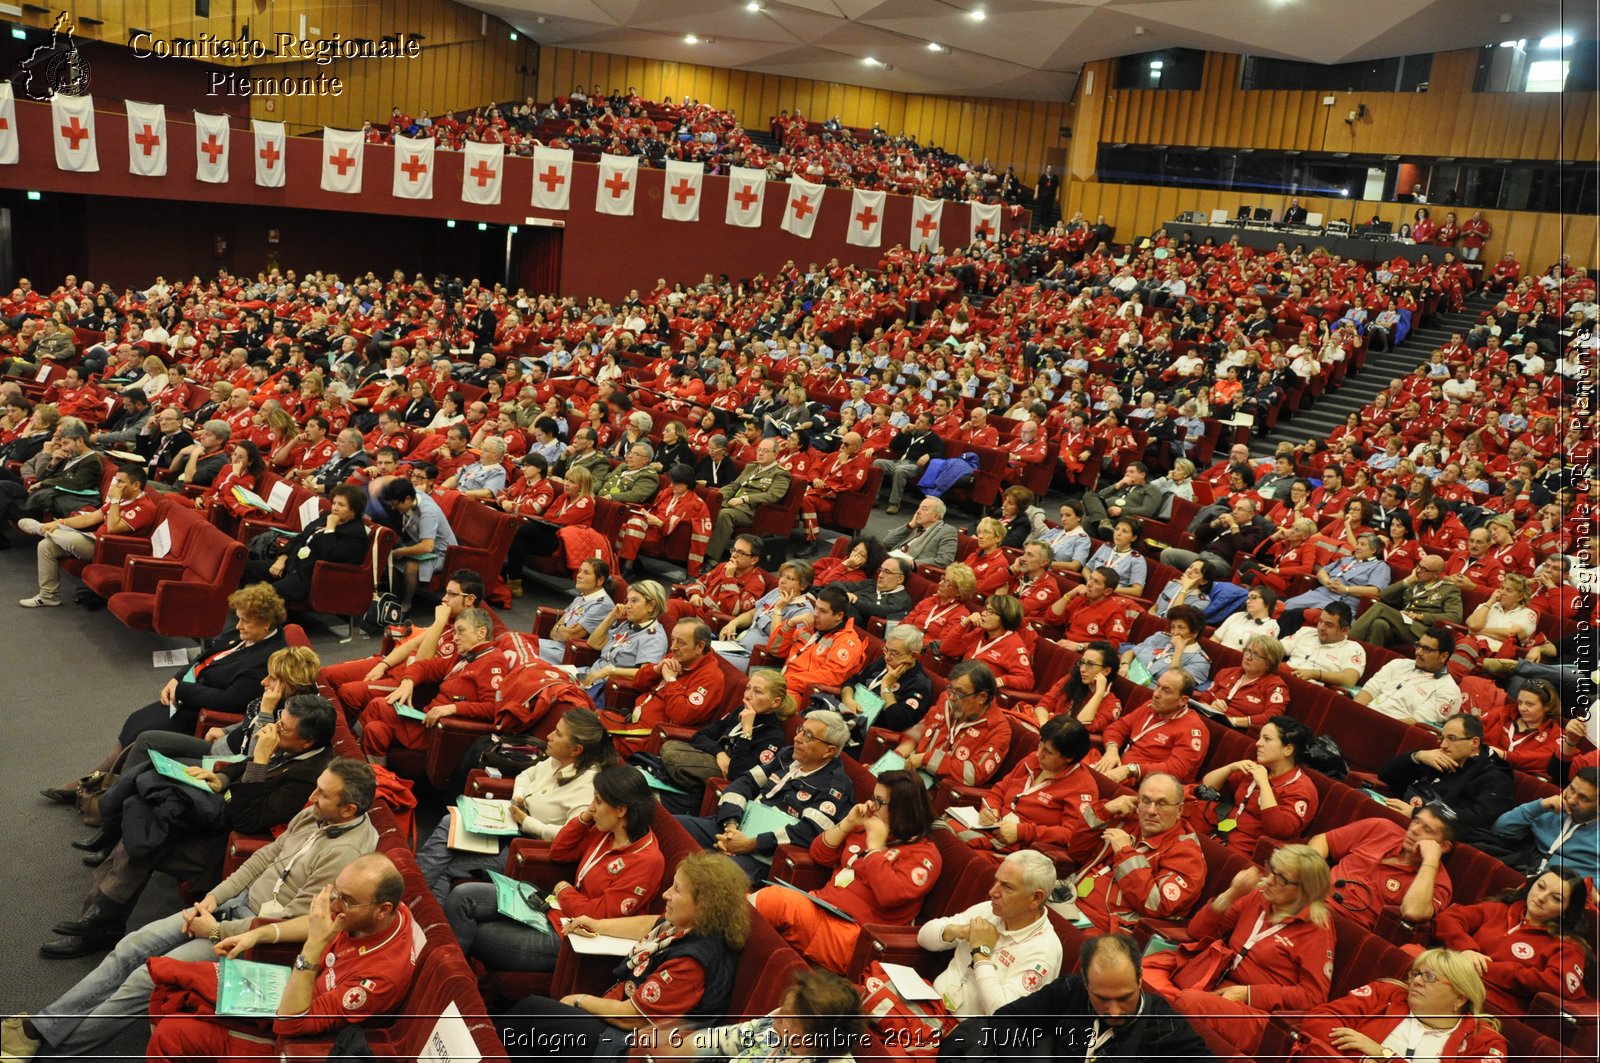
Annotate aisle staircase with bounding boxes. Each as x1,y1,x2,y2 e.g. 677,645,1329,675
1254,293,1492,456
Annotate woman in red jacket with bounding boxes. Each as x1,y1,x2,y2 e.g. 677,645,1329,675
1417,499,1470,558
1191,715,1319,854
1432,868,1591,1014
1033,640,1123,734
751,769,940,974
960,517,1014,597
959,715,1102,864
1144,843,1336,1053
444,764,665,973
903,564,977,647
1200,635,1291,732
195,440,265,530
1296,949,1508,1063
939,593,1035,691
1480,680,1567,778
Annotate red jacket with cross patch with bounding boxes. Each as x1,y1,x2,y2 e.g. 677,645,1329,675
549,819,668,923
398,643,507,721
1299,981,1508,1063
1101,704,1210,783
808,828,942,925
627,651,725,732
1074,807,1206,930
912,698,1013,788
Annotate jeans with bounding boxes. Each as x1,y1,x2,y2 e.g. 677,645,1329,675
415,816,510,905
444,882,562,972
498,995,629,1061
31,894,253,1055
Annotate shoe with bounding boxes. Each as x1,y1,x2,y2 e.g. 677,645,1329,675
39,787,75,806
793,541,819,558
18,595,60,608
885,504,900,515
81,850,110,869
15,518,41,536
71,831,109,852
508,579,524,599
39,931,120,960
1479,657,1517,675
1,1014,40,1060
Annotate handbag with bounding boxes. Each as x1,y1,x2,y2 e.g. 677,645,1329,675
1172,938,1236,992
362,534,405,629
75,745,134,827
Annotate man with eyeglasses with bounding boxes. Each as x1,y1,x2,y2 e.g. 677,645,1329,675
939,934,1211,1063
1376,714,1515,844
704,437,791,562
1308,801,1455,929
318,569,501,719
1355,626,1464,727
675,709,852,882
1440,527,1503,592
892,661,1013,789
1095,668,1209,786
839,624,934,733
1073,773,1206,932
610,619,726,759
881,494,960,567
843,554,914,625
1348,553,1463,649
140,852,421,1060
1276,533,1393,637
3,760,379,1059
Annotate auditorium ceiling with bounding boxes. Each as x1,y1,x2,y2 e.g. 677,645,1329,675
465,0,1591,101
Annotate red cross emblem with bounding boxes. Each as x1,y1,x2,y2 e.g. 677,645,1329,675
668,178,696,205
469,160,496,187
133,124,161,156
327,148,357,175
59,116,90,150
258,140,280,169
855,205,879,231
916,214,938,238
791,195,815,221
400,154,428,182
603,170,631,198
199,135,224,164
732,184,759,210
538,165,565,192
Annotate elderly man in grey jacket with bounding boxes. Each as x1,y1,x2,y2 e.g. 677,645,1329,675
883,495,960,567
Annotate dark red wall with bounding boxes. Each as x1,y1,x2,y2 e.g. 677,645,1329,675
2,97,1023,297
0,36,249,119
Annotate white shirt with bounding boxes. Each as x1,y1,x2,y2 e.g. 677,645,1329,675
1379,1015,1462,1063
1213,613,1281,651
1281,629,1366,682
1360,659,1463,727
1477,601,1537,653
510,759,600,840
918,900,1063,1016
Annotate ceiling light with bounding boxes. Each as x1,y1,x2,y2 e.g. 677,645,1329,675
478,223,489,232
928,42,950,53
1499,13,1513,23
508,32,517,41
863,56,880,65
1134,26,1146,36
1539,33,1573,47
1149,60,1164,70
746,1,763,10
969,9,986,21
684,34,699,43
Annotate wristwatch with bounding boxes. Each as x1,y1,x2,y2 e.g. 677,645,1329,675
292,952,317,973
972,945,994,960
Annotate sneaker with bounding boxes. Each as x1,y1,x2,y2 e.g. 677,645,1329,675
1,1013,40,1060
14,518,41,537
18,595,60,608
885,504,900,515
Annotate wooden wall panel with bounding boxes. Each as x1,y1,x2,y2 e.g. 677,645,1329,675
1065,178,1595,277
1082,49,1596,163
534,47,1072,183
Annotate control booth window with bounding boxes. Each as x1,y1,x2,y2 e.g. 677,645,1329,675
1114,49,1206,90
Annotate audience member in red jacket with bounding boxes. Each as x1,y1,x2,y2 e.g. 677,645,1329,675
1143,844,1336,1054
1296,954,1509,1063
894,661,1014,788
1073,772,1207,933
1095,668,1210,786
958,716,1102,864
751,769,940,972
1432,868,1591,1013
602,619,725,758
937,593,1035,691
357,608,506,761
1191,715,1320,854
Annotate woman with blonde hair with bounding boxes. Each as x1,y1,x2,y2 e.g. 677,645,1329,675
1145,843,1336,1053
502,464,597,580
650,668,797,813
959,516,1013,597
1296,949,1506,1063
498,850,750,1060
903,562,977,648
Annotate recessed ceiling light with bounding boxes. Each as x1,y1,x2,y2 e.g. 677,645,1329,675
863,56,879,65
969,9,986,21
684,33,699,43
1149,60,1164,70
1499,13,1513,23
746,1,763,10
1539,32,1573,47
928,41,948,52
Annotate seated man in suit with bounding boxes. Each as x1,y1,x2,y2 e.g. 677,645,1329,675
1079,462,1163,539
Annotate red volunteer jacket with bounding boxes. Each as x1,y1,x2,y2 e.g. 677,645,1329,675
808,828,942,925
1075,803,1207,930
1182,888,1335,1010
913,699,1014,788
549,819,667,922
1102,704,1210,783
1434,899,1588,1011
1298,981,1508,1063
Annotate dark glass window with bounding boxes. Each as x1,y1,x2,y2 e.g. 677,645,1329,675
1113,49,1206,90
1474,39,1596,92
1239,53,1432,92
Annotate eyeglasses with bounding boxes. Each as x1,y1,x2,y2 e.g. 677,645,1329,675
731,549,758,558
1266,868,1300,888
868,796,889,810
1136,797,1180,810
333,892,378,909
1439,732,1473,745
1406,969,1441,985
947,688,981,703
796,729,834,746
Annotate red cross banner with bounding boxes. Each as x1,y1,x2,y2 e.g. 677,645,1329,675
0,82,17,166
319,126,364,194
969,200,1001,245
595,153,638,216
391,135,434,200
661,159,703,223
910,196,943,251
781,177,824,239
461,140,503,206
252,119,285,188
193,111,230,184
51,92,98,172
124,100,167,177
531,145,572,211
846,187,885,248
725,166,765,228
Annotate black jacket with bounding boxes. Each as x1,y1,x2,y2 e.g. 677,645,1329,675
694,453,740,489
270,516,369,600
1377,748,1516,841
688,708,788,780
172,628,289,723
944,974,1214,1063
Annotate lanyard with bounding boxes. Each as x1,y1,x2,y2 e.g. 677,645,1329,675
1504,724,1544,758
576,832,636,887
1241,768,1299,808
1230,910,1287,971
972,634,1009,660
1130,708,1183,747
